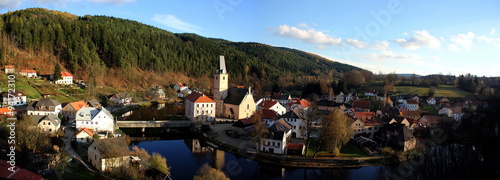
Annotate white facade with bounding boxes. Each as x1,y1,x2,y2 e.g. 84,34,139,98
2,91,27,106
55,75,73,85
256,99,287,115
75,129,93,143
28,105,62,116
261,138,287,154
185,101,216,122
426,98,436,105
75,107,115,132
282,111,307,139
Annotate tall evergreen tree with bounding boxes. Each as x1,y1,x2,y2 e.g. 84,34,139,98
53,63,62,81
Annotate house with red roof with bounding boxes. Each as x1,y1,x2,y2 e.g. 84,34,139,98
426,97,437,105
75,127,95,143
54,71,73,85
0,160,46,180
3,65,15,74
185,92,216,122
256,99,286,115
19,69,37,78
62,100,89,120
353,100,371,112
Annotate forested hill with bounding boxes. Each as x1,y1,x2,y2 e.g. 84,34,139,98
0,8,361,88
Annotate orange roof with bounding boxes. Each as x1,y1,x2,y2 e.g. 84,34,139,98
76,128,94,137
0,107,12,115
185,92,215,103
293,99,310,108
4,65,14,69
61,71,73,77
70,100,88,111
177,83,184,87
354,111,375,120
20,69,37,73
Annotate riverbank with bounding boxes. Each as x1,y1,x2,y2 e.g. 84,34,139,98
197,123,384,168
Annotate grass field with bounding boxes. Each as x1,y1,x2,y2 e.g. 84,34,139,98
396,85,470,98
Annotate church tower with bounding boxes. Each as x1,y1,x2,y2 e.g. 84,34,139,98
214,55,228,116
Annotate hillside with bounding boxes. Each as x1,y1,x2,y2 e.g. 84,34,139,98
0,8,361,92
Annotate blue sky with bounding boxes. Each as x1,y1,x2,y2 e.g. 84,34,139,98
1,0,499,76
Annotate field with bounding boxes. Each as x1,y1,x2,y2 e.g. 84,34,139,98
396,85,470,98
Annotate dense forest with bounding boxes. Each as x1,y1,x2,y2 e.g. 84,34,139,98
0,8,361,91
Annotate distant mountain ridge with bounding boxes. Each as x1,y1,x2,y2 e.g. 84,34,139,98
0,8,362,87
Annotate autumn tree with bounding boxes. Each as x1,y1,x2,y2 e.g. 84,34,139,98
250,110,267,152
344,70,365,89
193,163,230,180
314,109,351,158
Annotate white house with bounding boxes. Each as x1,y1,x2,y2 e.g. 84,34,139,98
75,107,115,132
281,109,307,139
256,99,286,116
1,90,27,106
88,137,130,171
109,93,133,106
185,92,216,122
19,69,37,78
4,65,15,74
260,118,291,154
426,97,436,105
399,99,419,111
364,89,378,96
54,71,73,85
26,98,62,116
438,107,465,121
75,127,94,143
32,114,61,134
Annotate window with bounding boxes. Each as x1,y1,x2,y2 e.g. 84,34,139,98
247,104,249,109
272,142,275,146
43,122,46,125
94,146,96,150
96,122,98,125
223,77,225,80
277,143,280,146
95,155,97,160
48,122,51,125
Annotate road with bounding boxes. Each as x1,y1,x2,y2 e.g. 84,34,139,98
62,127,95,172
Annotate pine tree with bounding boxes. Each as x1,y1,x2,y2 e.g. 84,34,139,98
53,63,62,81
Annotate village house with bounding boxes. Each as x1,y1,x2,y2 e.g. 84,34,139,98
151,86,166,99
1,90,27,106
354,112,385,139
4,65,15,74
75,107,115,132
349,117,365,138
0,107,14,116
256,99,286,115
261,109,280,126
26,98,62,116
88,137,131,171
75,127,94,143
53,71,73,85
109,93,133,106
281,109,307,139
87,99,102,109
62,100,88,120
288,98,310,111
426,97,437,105
31,114,61,134
213,55,256,119
399,99,419,111
438,97,450,105
375,123,416,151
185,92,216,123
260,118,291,154
271,92,292,105
364,89,378,97
352,100,371,112
19,69,37,78
400,110,421,120
438,106,465,121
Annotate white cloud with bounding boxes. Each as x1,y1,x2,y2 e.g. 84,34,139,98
152,14,202,34
477,36,500,48
0,0,22,9
360,50,420,62
316,45,326,50
87,0,134,5
345,39,366,49
448,32,475,51
368,41,390,50
297,23,309,28
273,24,342,46
490,27,496,35
393,30,441,50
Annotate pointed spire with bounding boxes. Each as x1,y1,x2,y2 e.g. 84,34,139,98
217,55,227,74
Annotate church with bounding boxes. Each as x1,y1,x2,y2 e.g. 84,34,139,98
213,56,256,119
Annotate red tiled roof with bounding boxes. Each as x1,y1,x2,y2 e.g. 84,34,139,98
20,69,37,73
258,100,278,109
286,143,304,151
76,127,94,137
262,109,279,120
353,100,371,110
354,112,375,120
4,65,14,69
426,97,435,101
0,160,46,180
185,92,215,103
70,100,88,111
406,99,419,104
61,71,73,77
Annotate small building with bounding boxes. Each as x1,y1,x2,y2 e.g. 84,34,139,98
364,89,378,97
151,86,166,99
353,100,371,112
19,69,37,78
426,97,436,105
88,137,131,171
75,107,115,132
75,127,94,143
260,118,291,154
62,100,88,120
185,92,216,122
286,143,305,155
26,98,62,116
54,71,73,85
109,93,133,106
31,114,61,134
271,92,291,105
281,109,307,139
256,99,286,115
0,90,27,106
438,106,465,122
0,107,15,116
4,65,15,74
87,99,102,109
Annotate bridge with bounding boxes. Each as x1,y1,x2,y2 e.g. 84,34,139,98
116,120,192,128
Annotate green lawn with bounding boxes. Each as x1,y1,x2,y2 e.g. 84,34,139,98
306,140,369,157
395,85,470,98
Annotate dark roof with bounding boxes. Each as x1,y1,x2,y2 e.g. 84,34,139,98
30,114,61,126
353,100,371,110
317,99,343,107
91,137,130,158
224,87,250,105
262,109,279,120
26,98,61,111
268,118,291,140
0,90,26,97
87,99,102,108
281,109,305,120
